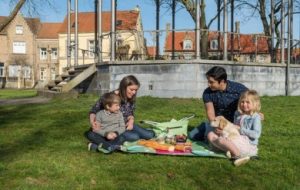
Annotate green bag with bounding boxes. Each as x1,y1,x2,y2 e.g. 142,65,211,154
141,115,194,137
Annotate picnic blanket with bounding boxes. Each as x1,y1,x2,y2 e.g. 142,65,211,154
121,116,226,158
121,140,226,158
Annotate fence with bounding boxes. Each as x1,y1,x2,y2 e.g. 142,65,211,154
92,28,300,65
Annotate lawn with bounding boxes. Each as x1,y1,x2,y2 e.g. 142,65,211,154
0,92,299,190
0,89,37,99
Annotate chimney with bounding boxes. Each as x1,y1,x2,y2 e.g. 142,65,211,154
235,21,240,34
166,23,171,34
134,5,140,12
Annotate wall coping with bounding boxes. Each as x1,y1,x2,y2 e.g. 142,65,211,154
97,59,300,68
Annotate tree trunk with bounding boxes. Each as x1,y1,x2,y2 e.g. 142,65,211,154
0,0,26,32
258,0,273,61
200,0,208,58
181,0,208,58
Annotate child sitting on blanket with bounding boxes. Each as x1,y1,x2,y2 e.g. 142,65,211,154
90,92,126,153
208,90,262,166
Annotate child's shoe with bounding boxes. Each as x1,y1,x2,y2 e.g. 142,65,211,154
97,143,112,154
233,156,250,167
118,145,127,151
88,142,98,151
226,151,232,159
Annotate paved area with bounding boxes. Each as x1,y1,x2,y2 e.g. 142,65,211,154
0,97,51,106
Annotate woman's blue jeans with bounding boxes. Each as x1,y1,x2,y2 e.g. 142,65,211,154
122,124,155,141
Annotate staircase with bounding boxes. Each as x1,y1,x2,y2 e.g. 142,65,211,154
38,64,97,98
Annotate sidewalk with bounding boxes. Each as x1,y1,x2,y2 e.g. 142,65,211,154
0,97,51,106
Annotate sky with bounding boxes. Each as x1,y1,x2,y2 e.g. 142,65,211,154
1,0,299,46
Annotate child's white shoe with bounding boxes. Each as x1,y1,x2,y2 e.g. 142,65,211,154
233,156,250,166
226,151,232,158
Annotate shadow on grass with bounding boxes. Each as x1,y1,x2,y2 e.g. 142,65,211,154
0,101,89,163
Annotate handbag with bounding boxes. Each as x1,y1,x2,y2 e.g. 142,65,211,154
141,115,194,137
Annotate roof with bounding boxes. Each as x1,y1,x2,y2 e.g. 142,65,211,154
59,10,139,34
164,31,269,54
147,46,156,57
164,31,196,52
37,23,62,39
0,15,41,35
24,17,41,35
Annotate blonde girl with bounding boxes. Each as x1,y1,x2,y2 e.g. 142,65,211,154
231,90,262,163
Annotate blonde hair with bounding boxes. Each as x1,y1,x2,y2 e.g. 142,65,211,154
102,92,121,109
238,90,261,115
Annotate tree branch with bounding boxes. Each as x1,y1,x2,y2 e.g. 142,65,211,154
0,0,26,33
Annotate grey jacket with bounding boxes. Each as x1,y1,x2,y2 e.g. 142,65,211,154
95,110,126,137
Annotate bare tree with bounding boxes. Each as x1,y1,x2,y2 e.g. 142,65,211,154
234,0,300,61
0,0,55,32
164,0,299,60
162,0,225,58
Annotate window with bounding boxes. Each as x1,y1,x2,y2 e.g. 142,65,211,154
51,68,56,80
210,39,219,50
116,34,123,46
68,40,75,57
258,55,266,63
184,54,193,60
8,65,21,77
0,63,4,77
183,40,192,50
51,48,58,60
40,67,46,80
88,40,95,58
22,66,31,79
13,42,26,54
246,56,251,62
40,48,47,60
116,20,122,26
16,25,23,34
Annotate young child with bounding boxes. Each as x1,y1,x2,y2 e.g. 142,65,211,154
231,90,262,165
208,90,262,166
89,92,126,153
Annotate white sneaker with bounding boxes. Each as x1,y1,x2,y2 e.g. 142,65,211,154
234,156,250,166
226,151,232,158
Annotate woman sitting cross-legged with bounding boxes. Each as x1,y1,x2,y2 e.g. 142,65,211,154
85,75,155,153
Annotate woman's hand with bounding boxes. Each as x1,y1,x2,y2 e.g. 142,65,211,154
234,124,241,130
90,113,101,132
92,122,101,132
126,116,134,131
214,128,223,135
106,132,117,140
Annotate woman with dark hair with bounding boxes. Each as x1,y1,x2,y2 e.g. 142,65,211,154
85,75,155,152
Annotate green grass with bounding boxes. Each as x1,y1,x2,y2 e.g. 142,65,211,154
0,89,37,99
0,93,299,189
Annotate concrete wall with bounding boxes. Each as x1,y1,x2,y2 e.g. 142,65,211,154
89,60,300,97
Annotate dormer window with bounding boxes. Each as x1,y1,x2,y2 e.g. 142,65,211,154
210,39,219,50
183,39,192,50
16,25,23,34
116,20,122,26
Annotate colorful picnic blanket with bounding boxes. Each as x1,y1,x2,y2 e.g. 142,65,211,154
121,140,226,158
120,116,227,158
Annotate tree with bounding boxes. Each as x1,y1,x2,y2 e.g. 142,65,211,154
233,0,300,61
162,0,225,58
0,0,26,32
165,0,300,60
0,0,55,33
